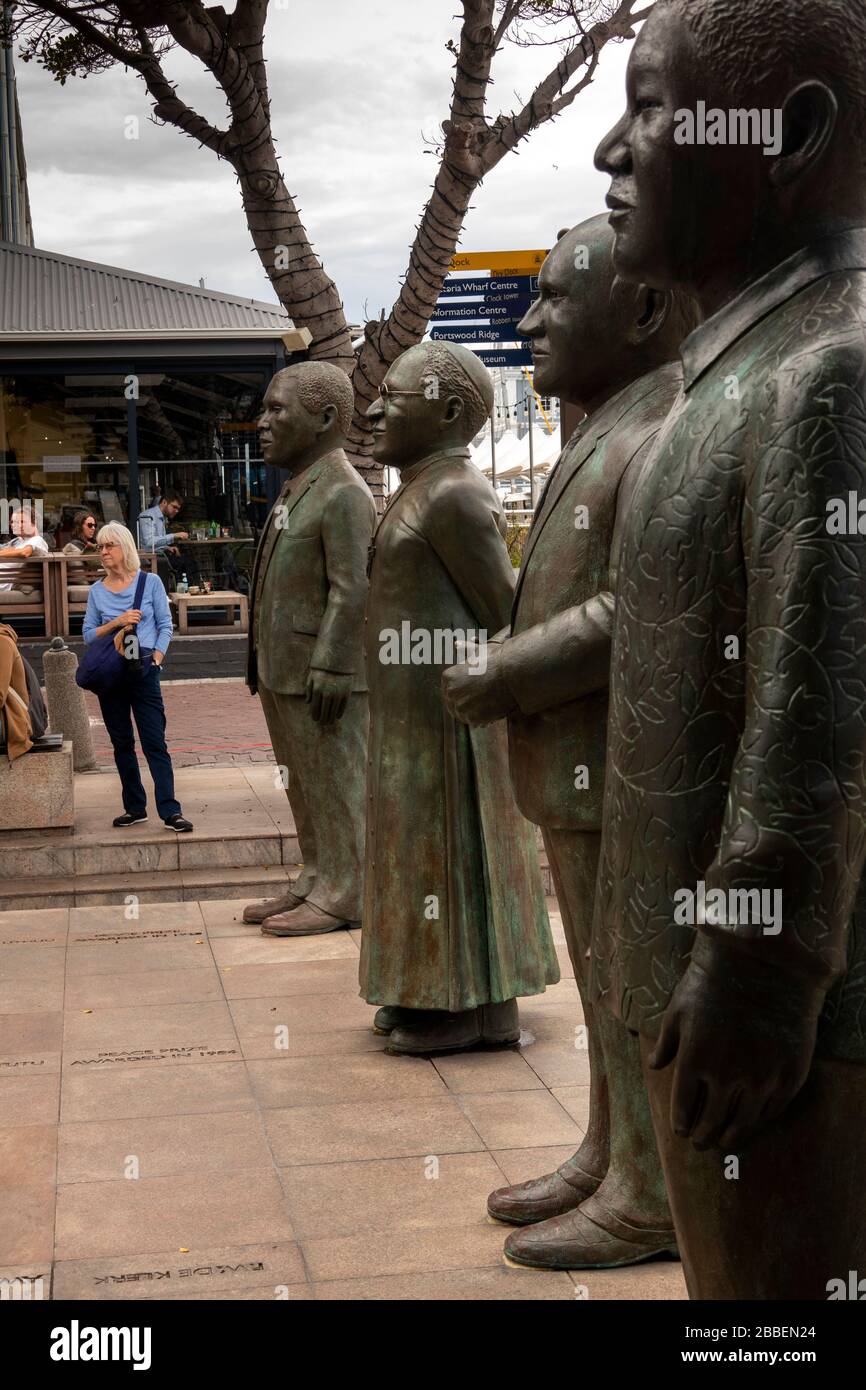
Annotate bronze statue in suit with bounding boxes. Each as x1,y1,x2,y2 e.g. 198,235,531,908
243,363,376,937
443,215,696,1268
359,341,559,1056
592,0,866,1297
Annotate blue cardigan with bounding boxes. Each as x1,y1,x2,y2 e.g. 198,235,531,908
83,572,173,656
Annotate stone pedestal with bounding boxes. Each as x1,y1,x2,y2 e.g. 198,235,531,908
0,739,74,831
43,637,96,772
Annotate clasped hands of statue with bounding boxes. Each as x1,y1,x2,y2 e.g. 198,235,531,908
443,649,823,1153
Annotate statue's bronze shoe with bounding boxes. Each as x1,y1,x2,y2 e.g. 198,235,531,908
503,1199,679,1271
387,1000,519,1055
260,901,355,936
487,1156,603,1226
242,889,304,925
373,1005,434,1035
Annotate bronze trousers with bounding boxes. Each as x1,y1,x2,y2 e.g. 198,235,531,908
642,1038,866,1299
544,828,670,1222
259,684,367,922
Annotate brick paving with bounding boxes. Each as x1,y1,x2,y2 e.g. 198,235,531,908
84,680,275,769
0,898,686,1301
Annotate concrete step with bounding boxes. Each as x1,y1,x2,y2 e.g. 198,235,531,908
0,862,300,912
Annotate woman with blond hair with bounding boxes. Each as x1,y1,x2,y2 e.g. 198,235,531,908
83,522,192,831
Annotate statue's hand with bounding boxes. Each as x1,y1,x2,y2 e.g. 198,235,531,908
649,951,822,1152
305,669,352,725
441,644,516,726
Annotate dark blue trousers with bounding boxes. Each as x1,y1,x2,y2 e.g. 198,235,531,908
98,665,181,820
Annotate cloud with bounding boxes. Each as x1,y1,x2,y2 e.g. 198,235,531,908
15,0,633,323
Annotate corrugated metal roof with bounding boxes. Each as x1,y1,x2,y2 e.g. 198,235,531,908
0,240,297,338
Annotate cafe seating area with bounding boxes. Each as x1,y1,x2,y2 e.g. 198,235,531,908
0,549,250,640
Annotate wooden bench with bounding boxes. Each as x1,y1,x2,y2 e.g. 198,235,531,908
169,589,249,635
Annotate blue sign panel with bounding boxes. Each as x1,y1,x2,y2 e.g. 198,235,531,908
473,348,535,368
430,301,527,323
438,274,539,298
429,325,530,345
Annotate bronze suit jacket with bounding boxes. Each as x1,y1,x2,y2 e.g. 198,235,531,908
591,229,866,1063
502,363,682,830
246,448,376,697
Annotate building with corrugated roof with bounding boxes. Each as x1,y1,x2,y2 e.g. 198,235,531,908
0,39,309,544
0,238,310,541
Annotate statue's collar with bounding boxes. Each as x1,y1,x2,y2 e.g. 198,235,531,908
681,226,866,391
395,446,470,486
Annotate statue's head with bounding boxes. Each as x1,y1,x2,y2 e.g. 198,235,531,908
517,214,699,411
368,342,494,469
594,0,866,299
258,361,353,469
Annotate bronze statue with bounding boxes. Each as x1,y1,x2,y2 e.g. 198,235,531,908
443,215,695,1269
359,341,559,1055
592,0,866,1297
243,362,375,937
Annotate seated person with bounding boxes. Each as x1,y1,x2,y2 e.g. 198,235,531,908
0,624,46,758
0,504,50,595
136,492,188,553
62,510,99,555
137,492,199,589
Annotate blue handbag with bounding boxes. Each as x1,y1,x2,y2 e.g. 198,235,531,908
76,571,148,695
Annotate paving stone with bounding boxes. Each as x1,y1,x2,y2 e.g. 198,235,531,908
0,977,65,1013
521,1037,592,1088
64,968,222,1011
0,1011,63,1057
0,1187,56,1264
301,1219,508,1282
61,1061,254,1123
455,1089,584,1150
0,1073,61,1127
57,1109,269,1183
0,908,69,939
229,991,375,1050
210,932,358,965
489,1145,581,1186
0,1123,57,1186
54,1171,294,1260
567,1261,687,1300
67,935,214,977
266,1095,482,1166
219,959,362,1000
52,1241,306,1300
281,1151,504,1240
247,1054,445,1109
433,1049,545,1095
313,1266,577,1300
62,1000,236,1053
551,1085,591,1129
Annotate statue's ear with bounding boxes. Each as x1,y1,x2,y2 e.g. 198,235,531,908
442,393,465,426
769,81,838,189
625,284,670,345
318,402,339,433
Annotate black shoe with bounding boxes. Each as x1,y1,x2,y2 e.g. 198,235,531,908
113,813,147,828
164,814,194,833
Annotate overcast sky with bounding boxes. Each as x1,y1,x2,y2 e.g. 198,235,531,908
16,1,635,324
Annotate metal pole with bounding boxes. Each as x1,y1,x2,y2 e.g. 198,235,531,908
528,385,535,511
5,30,21,243
126,364,140,533
0,18,12,243
490,370,497,488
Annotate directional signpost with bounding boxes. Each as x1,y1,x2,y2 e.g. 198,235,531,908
428,251,549,485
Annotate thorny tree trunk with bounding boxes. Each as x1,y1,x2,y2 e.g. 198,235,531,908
14,0,652,499
155,3,357,373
